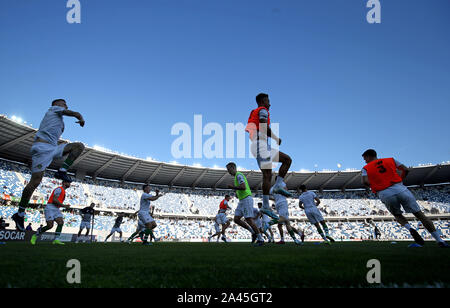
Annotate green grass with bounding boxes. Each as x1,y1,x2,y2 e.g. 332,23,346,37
0,241,449,288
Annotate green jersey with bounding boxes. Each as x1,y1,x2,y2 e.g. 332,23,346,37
234,172,252,201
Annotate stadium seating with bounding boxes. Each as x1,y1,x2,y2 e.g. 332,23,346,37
0,158,448,241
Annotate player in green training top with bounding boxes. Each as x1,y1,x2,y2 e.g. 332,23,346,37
226,162,264,246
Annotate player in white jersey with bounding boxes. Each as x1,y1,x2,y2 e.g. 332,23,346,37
208,195,232,242
12,99,86,231
268,179,302,245
209,215,223,243
105,213,126,242
298,185,334,244
139,185,163,245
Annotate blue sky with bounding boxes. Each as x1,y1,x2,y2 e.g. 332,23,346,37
1,0,449,172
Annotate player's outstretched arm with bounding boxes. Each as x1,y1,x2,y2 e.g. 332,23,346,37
314,197,321,207
146,190,163,201
298,201,304,210
62,109,85,127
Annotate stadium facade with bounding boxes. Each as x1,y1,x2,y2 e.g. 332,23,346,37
1,115,449,192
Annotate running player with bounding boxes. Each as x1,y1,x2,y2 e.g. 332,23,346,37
104,213,125,242
139,185,163,245
269,178,302,245
208,195,232,242
12,99,85,231
298,185,334,244
30,180,72,245
77,202,95,239
361,149,448,248
226,162,264,246
245,93,292,220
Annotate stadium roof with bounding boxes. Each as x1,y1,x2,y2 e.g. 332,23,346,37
1,115,449,191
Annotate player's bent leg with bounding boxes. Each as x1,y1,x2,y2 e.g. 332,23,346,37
276,151,292,179
55,142,85,181
394,214,424,246
31,220,54,245
245,217,264,246
277,223,285,244
284,220,301,245
260,170,280,220
320,220,335,242
413,211,447,247
314,222,329,244
62,142,85,162
143,222,156,245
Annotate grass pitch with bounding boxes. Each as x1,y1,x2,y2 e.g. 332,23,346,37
0,241,449,288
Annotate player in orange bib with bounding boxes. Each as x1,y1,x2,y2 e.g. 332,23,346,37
245,93,293,221
361,149,448,248
208,195,232,242
30,179,73,245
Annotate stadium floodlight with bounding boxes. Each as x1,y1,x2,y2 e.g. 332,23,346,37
11,115,24,124
192,163,202,168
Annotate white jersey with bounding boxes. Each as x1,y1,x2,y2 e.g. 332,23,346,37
270,182,288,206
299,191,318,211
35,106,66,146
140,193,153,213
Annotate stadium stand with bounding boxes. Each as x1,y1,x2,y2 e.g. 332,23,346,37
1,158,448,241
0,116,448,242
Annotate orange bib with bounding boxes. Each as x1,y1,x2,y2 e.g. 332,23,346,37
48,186,66,207
363,158,402,193
245,106,271,140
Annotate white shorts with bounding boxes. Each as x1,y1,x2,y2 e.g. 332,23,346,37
216,213,228,225
234,196,254,218
214,222,221,233
250,138,280,170
380,190,421,215
31,142,67,173
305,208,324,224
138,211,155,225
110,227,122,233
80,221,91,229
276,201,290,220
44,204,63,222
